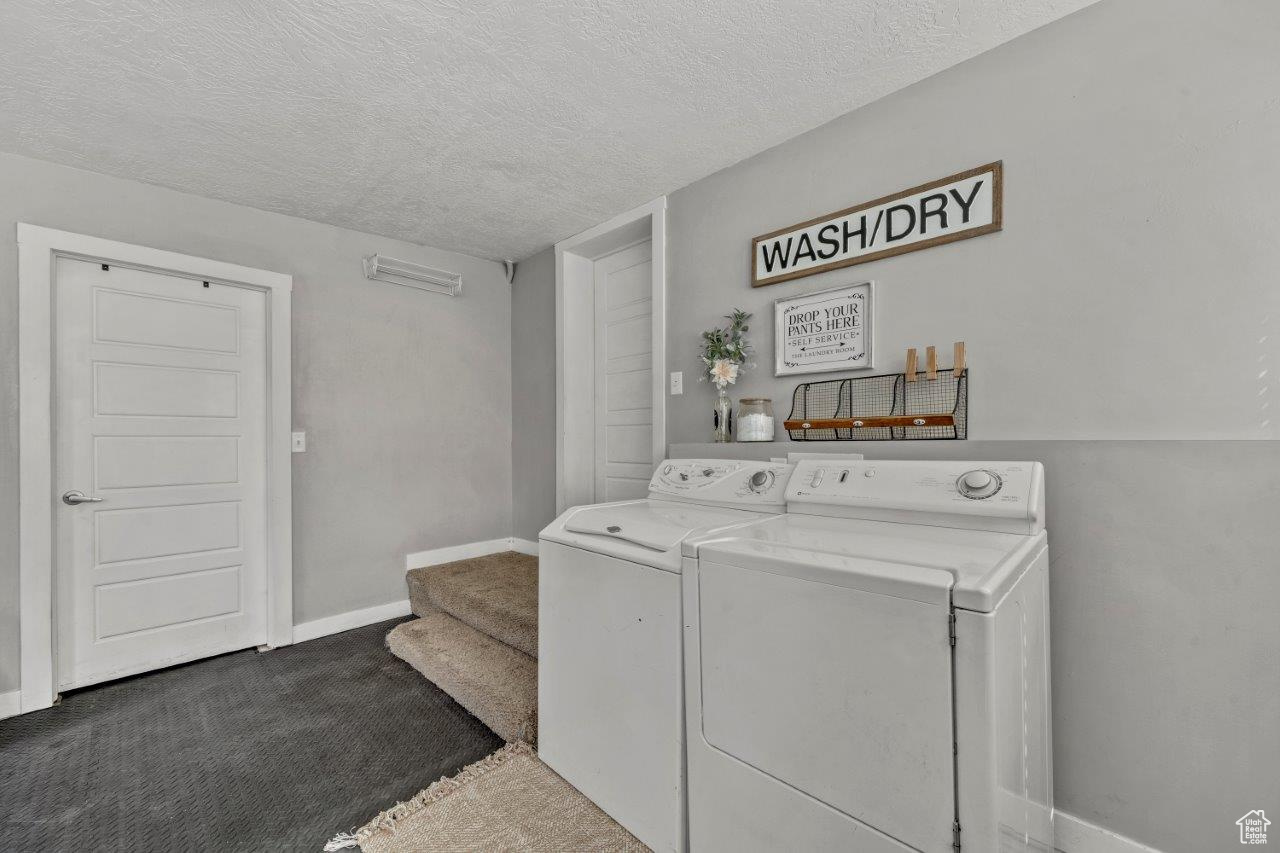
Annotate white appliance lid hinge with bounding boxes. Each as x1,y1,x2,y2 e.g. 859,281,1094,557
953,820,962,850
948,610,957,646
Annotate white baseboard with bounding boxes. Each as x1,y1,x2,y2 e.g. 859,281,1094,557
509,537,539,556
2,601,419,708
293,537,541,647
406,537,537,569
0,689,21,721
292,599,411,644
1055,810,1164,853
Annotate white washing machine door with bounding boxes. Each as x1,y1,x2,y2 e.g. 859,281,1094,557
694,544,957,852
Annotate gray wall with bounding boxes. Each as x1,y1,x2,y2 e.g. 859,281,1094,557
511,247,557,541
0,152,513,693
666,0,1280,442
657,3,1280,851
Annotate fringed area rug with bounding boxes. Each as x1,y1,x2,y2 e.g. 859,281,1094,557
325,742,648,852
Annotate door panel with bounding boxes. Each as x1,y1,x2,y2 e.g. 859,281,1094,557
94,435,239,489
593,241,654,501
94,362,239,418
94,501,241,564
604,368,652,411
94,566,243,639
697,558,957,852
601,258,651,309
604,314,651,359
93,288,240,353
55,258,268,690
604,425,651,464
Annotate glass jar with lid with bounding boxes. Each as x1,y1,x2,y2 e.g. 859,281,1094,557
736,398,775,442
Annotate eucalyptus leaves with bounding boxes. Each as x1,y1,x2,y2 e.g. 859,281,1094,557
699,309,753,390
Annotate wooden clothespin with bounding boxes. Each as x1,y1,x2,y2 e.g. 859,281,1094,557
953,341,966,378
925,345,938,380
905,348,918,382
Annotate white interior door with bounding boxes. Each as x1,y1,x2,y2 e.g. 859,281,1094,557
54,257,269,690
593,240,654,501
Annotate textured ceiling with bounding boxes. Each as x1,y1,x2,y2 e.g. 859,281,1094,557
0,0,1096,260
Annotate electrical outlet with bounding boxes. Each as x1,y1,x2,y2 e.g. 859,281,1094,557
670,371,683,395
291,431,306,453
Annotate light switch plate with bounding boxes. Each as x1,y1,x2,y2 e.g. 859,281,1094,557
670,371,683,395
291,431,306,452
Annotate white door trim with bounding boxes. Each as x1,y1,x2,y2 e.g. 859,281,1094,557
16,224,294,715
554,197,666,512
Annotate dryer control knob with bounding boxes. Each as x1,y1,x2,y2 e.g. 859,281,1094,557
748,470,774,493
957,469,1001,499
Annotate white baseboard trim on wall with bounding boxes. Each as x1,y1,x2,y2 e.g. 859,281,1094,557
1055,810,1164,853
292,599,412,645
405,537,537,569
295,537,542,647
509,537,539,556
0,689,21,721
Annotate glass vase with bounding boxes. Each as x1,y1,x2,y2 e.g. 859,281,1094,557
713,389,733,442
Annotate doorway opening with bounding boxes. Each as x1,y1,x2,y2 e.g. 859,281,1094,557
554,198,666,512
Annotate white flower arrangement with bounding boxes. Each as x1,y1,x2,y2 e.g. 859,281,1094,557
699,309,753,391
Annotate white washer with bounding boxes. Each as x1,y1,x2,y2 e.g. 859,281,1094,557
539,458,796,852
683,459,1053,852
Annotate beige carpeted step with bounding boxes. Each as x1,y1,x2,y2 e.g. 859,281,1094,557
406,552,538,658
387,614,537,744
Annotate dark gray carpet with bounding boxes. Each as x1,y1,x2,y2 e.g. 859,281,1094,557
0,617,503,852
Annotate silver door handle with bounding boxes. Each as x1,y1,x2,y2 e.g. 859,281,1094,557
62,490,104,505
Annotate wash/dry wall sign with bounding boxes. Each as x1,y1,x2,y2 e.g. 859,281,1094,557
751,162,1002,287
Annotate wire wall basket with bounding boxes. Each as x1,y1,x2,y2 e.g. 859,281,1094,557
784,368,968,441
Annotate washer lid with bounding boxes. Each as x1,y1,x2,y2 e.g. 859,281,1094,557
543,499,766,572
692,513,1045,611
565,503,711,551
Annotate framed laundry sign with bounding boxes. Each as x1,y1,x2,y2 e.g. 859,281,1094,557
752,162,1002,287
775,282,874,376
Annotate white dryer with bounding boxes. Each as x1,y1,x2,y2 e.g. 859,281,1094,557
539,458,796,852
682,459,1053,852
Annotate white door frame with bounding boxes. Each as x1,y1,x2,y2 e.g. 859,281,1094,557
16,224,294,714
555,197,666,512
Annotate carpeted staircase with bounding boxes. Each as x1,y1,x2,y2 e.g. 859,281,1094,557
387,552,538,744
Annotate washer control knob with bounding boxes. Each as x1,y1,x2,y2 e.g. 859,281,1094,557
748,469,774,493
956,469,1001,499
810,468,825,488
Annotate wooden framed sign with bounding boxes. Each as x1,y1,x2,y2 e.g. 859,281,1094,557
775,281,874,376
752,162,1002,287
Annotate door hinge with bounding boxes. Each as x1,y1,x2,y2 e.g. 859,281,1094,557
953,820,962,850
948,611,956,646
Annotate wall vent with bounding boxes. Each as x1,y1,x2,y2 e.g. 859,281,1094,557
362,254,461,296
